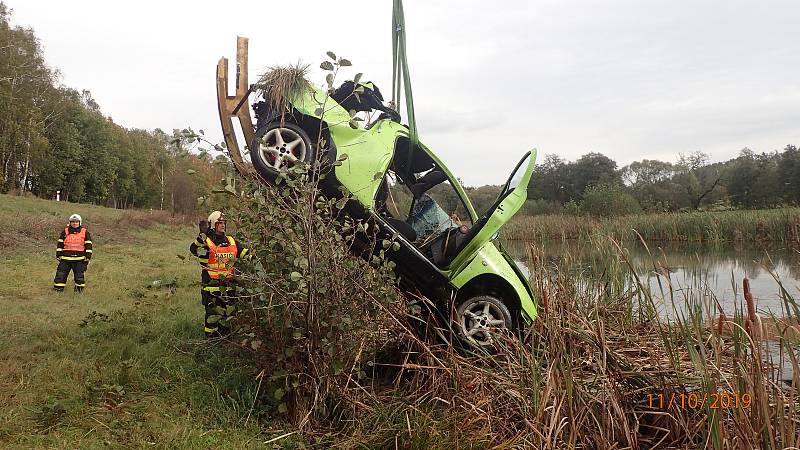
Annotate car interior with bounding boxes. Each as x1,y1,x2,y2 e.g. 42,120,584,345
375,137,475,268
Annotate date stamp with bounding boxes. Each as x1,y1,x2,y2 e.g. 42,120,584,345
648,391,752,409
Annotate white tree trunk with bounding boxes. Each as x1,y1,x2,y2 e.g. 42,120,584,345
19,153,29,191
159,162,164,210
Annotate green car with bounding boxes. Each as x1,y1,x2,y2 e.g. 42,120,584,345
249,81,537,347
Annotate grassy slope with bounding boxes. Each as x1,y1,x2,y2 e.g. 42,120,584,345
0,195,273,448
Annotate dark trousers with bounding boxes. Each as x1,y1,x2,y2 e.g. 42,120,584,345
201,288,234,337
54,260,87,292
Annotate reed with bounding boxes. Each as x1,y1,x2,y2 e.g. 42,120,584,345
506,208,800,250
311,236,800,448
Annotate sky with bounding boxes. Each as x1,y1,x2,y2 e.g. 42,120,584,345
7,0,800,186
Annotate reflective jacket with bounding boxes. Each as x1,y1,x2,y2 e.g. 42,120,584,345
206,236,238,280
57,227,93,261
189,233,249,285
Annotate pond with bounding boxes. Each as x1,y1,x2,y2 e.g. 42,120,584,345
502,239,800,319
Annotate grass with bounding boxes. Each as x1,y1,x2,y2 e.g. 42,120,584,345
0,194,296,448
506,208,800,249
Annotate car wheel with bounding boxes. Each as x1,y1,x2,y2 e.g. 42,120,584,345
455,294,513,348
250,121,317,180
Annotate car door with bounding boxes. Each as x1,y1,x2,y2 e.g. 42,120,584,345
448,150,537,272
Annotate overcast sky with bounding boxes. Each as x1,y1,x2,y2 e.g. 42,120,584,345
8,0,800,185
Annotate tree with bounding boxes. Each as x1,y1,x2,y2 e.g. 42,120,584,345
778,145,800,205
0,4,57,192
724,148,781,208
565,152,621,201
621,159,675,186
528,154,570,203
673,151,724,210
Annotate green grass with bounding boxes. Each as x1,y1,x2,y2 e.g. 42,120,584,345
0,195,292,448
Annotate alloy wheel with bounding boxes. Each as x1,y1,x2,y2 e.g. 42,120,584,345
258,127,308,170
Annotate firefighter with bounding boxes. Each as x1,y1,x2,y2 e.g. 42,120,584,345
53,214,93,292
189,211,249,337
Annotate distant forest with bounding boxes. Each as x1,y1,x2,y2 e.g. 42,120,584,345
3,3,798,218
464,145,800,218
0,4,223,213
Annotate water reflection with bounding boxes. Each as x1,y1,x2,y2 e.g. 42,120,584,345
503,239,800,318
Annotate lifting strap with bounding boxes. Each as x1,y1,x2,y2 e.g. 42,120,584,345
391,0,419,152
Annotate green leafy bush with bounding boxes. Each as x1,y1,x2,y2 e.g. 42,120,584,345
580,183,642,217
220,165,403,426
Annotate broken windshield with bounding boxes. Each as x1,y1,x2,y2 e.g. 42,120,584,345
408,194,455,243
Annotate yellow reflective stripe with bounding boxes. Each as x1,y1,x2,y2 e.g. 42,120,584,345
239,248,249,258
75,283,86,287
57,239,64,243
198,258,209,263
84,240,92,244
195,239,204,246
60,256,86,261
56,249,63,252
85,249,93,253
202,285,232,292
204,327,217,333
53,283,66,287
227,236,236,246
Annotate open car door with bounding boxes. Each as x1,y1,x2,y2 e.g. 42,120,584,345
448,150,537,271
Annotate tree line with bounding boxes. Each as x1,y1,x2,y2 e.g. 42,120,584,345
512,146,800,217
461,147,800,218
0,4,224,213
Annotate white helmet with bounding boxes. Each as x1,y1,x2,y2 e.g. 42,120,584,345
207,211,225,228
69,214,82,224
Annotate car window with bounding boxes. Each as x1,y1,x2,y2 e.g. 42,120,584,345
383,170,413,219
425,180,472,227
380,165,473,251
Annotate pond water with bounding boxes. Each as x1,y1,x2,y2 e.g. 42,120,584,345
502,239,800,319
503,239,800,381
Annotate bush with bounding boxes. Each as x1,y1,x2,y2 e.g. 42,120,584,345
220,166,403,426
580,183,642,217
522,198,564,215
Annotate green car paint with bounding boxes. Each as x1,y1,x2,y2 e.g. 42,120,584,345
286,84,538,325
291,85,397,206
450,242,537,323
448,151,536,272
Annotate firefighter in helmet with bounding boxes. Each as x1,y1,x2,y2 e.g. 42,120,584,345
189,211,249,337
53,213,93,292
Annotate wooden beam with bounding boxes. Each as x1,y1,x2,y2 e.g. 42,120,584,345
215,37,255,176
234,37,256,157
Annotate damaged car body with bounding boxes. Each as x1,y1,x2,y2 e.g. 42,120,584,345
217,38,537,347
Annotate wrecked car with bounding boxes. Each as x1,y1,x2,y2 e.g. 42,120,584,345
217,38,537,347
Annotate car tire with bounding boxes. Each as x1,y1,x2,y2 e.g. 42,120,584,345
250,121,317,181
455,294,514,349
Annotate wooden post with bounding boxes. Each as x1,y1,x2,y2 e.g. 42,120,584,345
216,36,256,176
